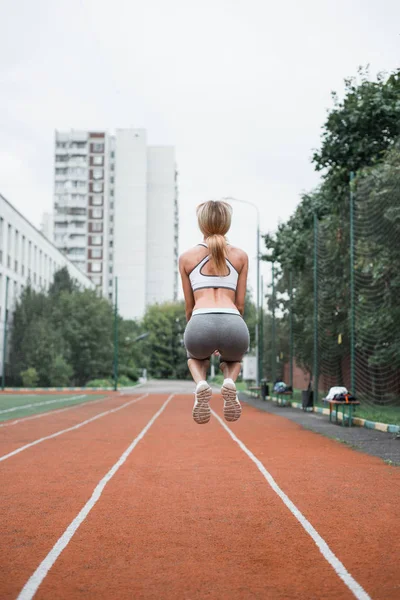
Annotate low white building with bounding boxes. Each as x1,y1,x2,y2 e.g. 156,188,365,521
0,193,95,375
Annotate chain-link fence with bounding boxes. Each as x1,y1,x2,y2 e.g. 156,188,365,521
267,155,400,407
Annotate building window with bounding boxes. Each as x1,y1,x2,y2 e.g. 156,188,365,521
68,248,85,256
110,189,114,197
90,249,102,259
90,262,102,273
92,182,103,193
109,265,113,274
92,168,103,180
69,207,86,216
91,275,102,286
110,151,115,158
91,208,103,219
109,240,113,248
90,195,103,206
92,223,103,233
90,235,102,246
110,176,114,184
91,143,104,153
109,228,113,235
92,156,103,166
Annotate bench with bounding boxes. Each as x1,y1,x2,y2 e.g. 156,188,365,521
274,390,293,406
324,399,360,427
248,385,261,397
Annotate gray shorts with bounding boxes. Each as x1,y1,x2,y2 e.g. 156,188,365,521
184,313,250,362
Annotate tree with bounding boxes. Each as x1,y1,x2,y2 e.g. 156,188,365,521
313,68,400,193
47,355,73,387
48,266,77,297
262,68,400,390
51,289,114,385
141,302,188,379
9,270,114,386
243,289,257,351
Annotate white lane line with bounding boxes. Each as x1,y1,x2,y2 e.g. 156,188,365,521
0,394,148,463
212,410,372,600
17,393,173,600
0,396,113,429
0,395,86,415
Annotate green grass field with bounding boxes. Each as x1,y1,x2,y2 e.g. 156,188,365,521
0,393,107,422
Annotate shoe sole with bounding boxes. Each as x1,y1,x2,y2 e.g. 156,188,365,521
192,384,212,425
221,383,241,422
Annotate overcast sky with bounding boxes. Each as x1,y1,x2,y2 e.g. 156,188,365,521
0,0,399,299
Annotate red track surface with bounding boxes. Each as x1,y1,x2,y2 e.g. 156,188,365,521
1,393,399,599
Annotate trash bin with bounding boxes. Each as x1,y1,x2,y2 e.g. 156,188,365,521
261,381,269,401
302,389,314,410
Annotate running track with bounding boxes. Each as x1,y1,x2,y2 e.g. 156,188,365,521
1,384,399,599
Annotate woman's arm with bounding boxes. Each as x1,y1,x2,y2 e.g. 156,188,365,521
235,253,248,315
179,255,195,321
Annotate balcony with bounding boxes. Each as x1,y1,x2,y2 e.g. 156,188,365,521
69,146,88,156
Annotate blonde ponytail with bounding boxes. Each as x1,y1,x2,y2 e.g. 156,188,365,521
206,234,228,276
196,200,232,276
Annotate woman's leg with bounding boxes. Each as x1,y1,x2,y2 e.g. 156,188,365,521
188,358,211,425
188,358,210,384
220,361,242,382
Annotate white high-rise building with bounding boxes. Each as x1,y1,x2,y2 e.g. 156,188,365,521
53,129,178,319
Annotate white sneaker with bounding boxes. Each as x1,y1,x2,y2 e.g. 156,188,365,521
192,380,212,424
221,378,242,422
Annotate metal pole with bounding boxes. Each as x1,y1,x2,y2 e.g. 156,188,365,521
2,276,9,390
113,276,119,391
260,275,264,382
271,262,276,383
313,213,319,402
256,222,260,386
350,172,355,395
289,271,293,390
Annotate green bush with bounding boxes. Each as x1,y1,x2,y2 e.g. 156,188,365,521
117,375,136,387
20,367,39,388
48,355,73,387
85,376,137,388
118,364,139,382
86,378,113,388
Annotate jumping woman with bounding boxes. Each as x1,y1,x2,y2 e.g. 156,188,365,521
179,200,250,425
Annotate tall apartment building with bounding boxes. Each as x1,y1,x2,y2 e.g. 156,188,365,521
0,192,95,375
53,129,178,320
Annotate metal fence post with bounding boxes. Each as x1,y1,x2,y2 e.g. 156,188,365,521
260,275,264,381
2,276,9,390
289,270,293,390
271,262,276,383
313,213,319,402
113,276,119,391
350,172,356,395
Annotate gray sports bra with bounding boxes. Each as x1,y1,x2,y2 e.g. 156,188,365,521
189,243,239,292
